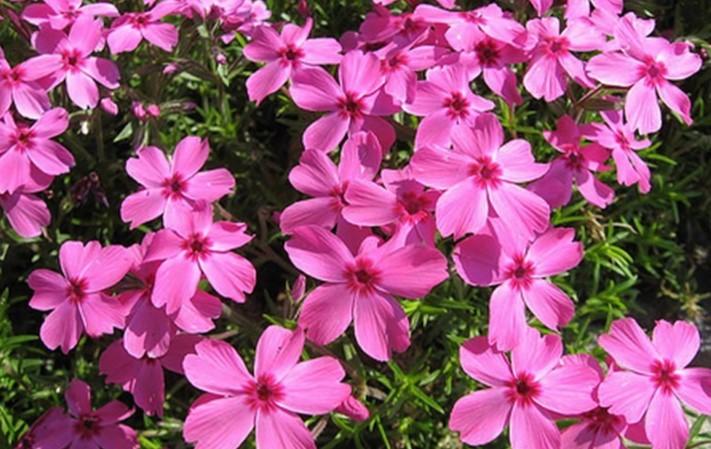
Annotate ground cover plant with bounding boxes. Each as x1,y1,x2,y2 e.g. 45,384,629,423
1,0,711,448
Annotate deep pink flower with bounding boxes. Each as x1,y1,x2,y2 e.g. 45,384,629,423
588,109,651,193
0,57,50,119
285,225,448,361
449,329,599,449
107,3,179,53
374,42,444,104
411,113,549,239
404,64,494,148
586,14,702,133
22,0,119,30
0,108,73,193
523,17,604,101
280,131,381,234
183,326,351,449
0,166,52,238
289,50,397,152
598,318,711,449
22,17,120,109
244,18,342,104
100,335,201,416
120,136,235,229
529,115,614,209
454,222,583,351
27,240,132,353
144,203,256,314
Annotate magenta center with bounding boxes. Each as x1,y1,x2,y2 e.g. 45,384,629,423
344,257,381,294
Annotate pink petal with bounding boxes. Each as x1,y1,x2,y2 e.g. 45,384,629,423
120,189,166,229
597,371,656,423
339,50,383,95
95,424,138,449
206,221,251,251
0,149,31,193
66,70,99,108
459,336,513,387
403,80,446,116
107,25,143,54
12,83,50,120
298,283,354,346
143,229,183,262
489,181,550,239
536,364,598,414
184,339,252,395
173,290,222,334
488,282,527,352
132,360,165,416
68,16,102,56
94,400,132,424
353,290,410,361
375,244,448,298
247,60,290,104
645,390,689,449
126,146,171,188
40,301,82,353
342,179,398,226
184,396,255,449
243,26,281,61
449,388,512,445
575,169,614,208
598,317,659,373
289,67,341,111
510,402,561,449
31,107,67,138
65,379,92,416
657,80,693,126
152,256,201,314
497,139,549,183
651,320,700,369
483,66,522,106
586,52,644,87
82,245,131,292
453,234,504,287
21,55,64,81
142,23,178,52
124,297,173,359
659,44,702,80
457,113,504,157
254,325,305,380
184,169,234,203
414,109,455,148
522,280,575,331
59,241,101,279
255,408,315,449
511,329,563,379
523,56,566,102
435,179,488,238
160,334,202,374
200,252,255,303
625,80,661,134
529,227,583,276
280,197,339,234
302,111,350,152
78,293,125,337
82,57,120,88
289,149,339,196
528,159,575,209
676,368,711,415
172,136,208,178
284,225,353,283
410,146,472,190
27,140,74,175
301,38,342,65
2,191,51,238
278,357,350,414
28,269,67,310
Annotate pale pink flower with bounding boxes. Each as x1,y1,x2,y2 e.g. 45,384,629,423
244,18,342,104
280,131,381,234
22,17,120,109
404,64,494,148
529,115,614,209
411,113,549,239
289,50,397,152
144,203,256,314
586,14,702,133
0,57,50,118
0,108,73,193
0,166,52,238
285,225,448,361
598,318,711,449
22,0,118,30
454,222,583,351
100,335,201,416
449,329,599,449
107,3,179,53
120,136,235,229
27,240,132,353
523,17,603,101
183,326,351,449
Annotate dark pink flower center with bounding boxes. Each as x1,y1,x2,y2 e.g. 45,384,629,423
381,52,409,73
246,374,284,412
561,144,584,170
130,13,150,28
396,191,430,222
651,359,681,393
2,66,24,85
475,39,500,66
582,407,624,435
74,413,100,438
181,233,211,259
504,255,535,289
544,36,569,57
469,157,502,187
614,130,631,150
344,257,381,294
66,277,89,303
62,8,78,19
279,44,304,64
338,92,365,119
14,127,34,149
444,91,470,119
462,11,484,24
61,49,82,70
330,181,349,211
507,372,541,405
640,58,667,85
161,174,187,198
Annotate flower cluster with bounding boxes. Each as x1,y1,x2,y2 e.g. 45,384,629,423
8,0,710,448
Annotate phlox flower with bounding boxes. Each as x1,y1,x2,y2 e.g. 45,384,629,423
0,108,73,194
183,326,351,449
374,42,444,105
120,136,235,229
336,396,370,422
280,131,382,234
404,64,494,148
144,203,256,313
529,115,614,209
0,57,50,119
100,335,201,416
27,240,132,353
454,221,583,351
107,3,179,54
244,18,342,104
358,6,430,45
586,14,702,133
449,329,599,449
289,50,397,152
523,17,604,102
598,318,711,449
22,17,120,109
411,113,549,239
588,109,651,193
285,225,448,361
22,0,119,30
564,0,622,21
218,0,271,38
0,166,52,238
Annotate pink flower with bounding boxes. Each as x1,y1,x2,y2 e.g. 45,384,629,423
0,167,52,238
449,329,599,449
0,57,50,119
107,3,179,53
454,223,583,351
22,0,119,30
411,113,549,239
598,318,711,449
285,225,448,360
280,131,382,234
588,109,651,193
244,18,342,104
45,379,138,449
100,335,201,416
27,240,132,353
0,108,73,193
144,203,256,314
529,115,614,209
374,42,443,104
586,14,702,133
120,136,235,229
404,64,494,148
22,17,120,109
336,396,370,422
523,17,603,101
289,50,397,152
183,326,351,449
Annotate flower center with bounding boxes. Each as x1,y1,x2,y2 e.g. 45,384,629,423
443,91,470,119
181,233,211,259
462,10,484,24
396,191,429,222
161,174,187,198
475,39,500,66
614,131,631,150
582,407,624,434
279,44,304,64
66,277,89,303
74,413,100,438
330,181,349,211
507,372,541,405
560,144,584,170
651,359,681,393
61,49,82,70
641,58,667,84
344,258,381,294
545,36,569,56
338,92,364,119
468,157,502,187
504,256,534,289
381,52,409,73
15,128,34,149
130,13,149,28
246,374,284,412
